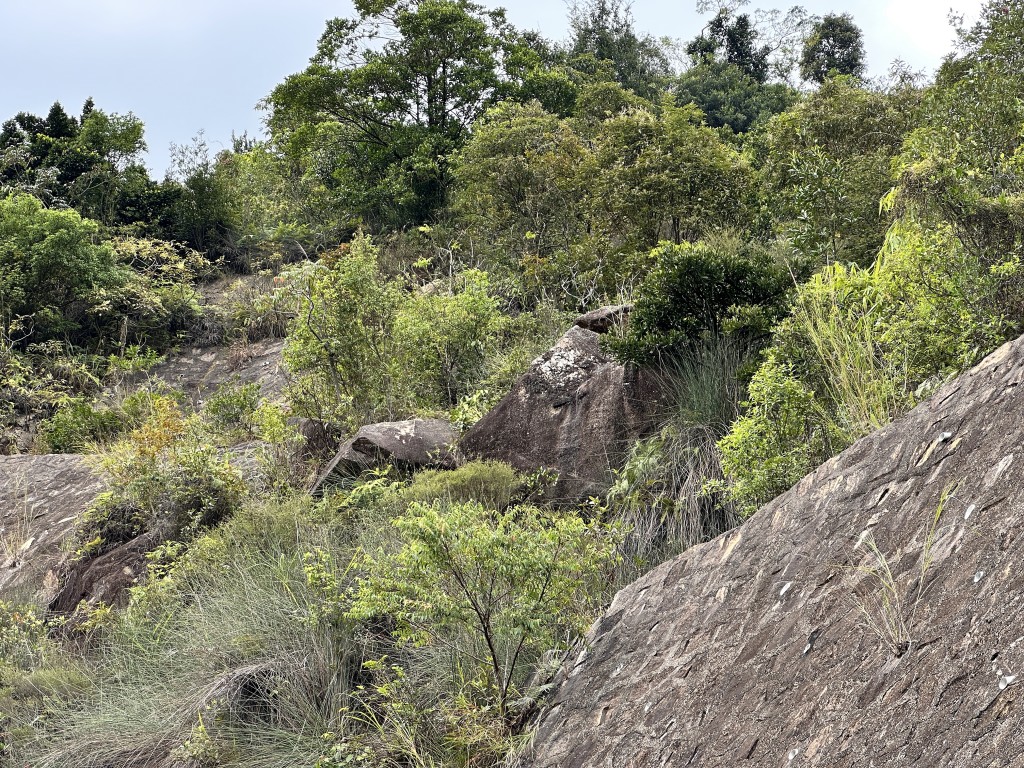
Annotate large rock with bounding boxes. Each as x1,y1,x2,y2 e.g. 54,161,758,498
49,533,156,616
0,454,104,601
312,418,460,493
460,326,662,500
526,337,1024,767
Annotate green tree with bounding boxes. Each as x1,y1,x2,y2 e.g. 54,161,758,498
266,0,528,230
567,0,672,101
348,498,620,718
799,13,866,84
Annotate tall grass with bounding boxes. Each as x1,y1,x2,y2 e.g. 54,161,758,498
793,268,912,442
18,498,362,768
607,335,749,576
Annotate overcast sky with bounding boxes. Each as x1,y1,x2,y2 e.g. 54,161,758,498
1,0,984,177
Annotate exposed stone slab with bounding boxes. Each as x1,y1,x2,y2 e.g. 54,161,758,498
526,335,1024,767
311,418,460,493
0,454,104,601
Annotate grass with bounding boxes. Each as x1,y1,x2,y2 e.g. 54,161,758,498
848,483,955,657
607,335,748,577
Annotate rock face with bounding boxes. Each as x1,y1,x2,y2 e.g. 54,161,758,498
0,454,104,601
116,337,287,406
461,325,662,500
49,533,156,616
312,418,460,493
574,304,632,334
526,336,1024,767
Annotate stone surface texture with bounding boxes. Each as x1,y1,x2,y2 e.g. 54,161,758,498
116,337,287,406
0,454,104,600
312,418,460,492
460,325,662,500
526,336,1024,767
574,304,633,334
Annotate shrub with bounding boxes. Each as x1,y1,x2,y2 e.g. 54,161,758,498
348,499,621,719
402,461,525,511
38,399,125,453
717,352,840,517
611,237,790,365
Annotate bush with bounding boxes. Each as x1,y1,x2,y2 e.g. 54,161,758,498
717,352,839,517
348,499,621,720
285,235,508,430
611,237,790,365
402,461,525,511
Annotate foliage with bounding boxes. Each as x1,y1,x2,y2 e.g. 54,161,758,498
611,236,790,365
567,0,671,100
266,0,530,230
672,60,796,134
748,76,919,267
717,351,836,516
799,13,866,84
401,460,525,510
348,499,621,717
0,193,125,344
453,98,752,309
284,235,505,428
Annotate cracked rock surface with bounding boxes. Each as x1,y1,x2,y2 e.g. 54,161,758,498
0,454,104,601
526,336,1024,767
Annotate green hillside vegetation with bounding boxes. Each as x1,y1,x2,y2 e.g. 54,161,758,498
3,0,1024,764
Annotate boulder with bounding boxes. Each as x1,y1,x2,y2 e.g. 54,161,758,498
525,336,1024,767
574,303,632,334
0,454,104,601
49,533,156,616
311,418,460,493
460,326,662,500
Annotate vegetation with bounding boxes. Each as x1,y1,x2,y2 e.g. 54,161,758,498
5,1,1024,765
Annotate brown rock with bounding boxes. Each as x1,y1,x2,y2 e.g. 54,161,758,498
460,326,662,500
311,418,460,493
574,304,633,334
525,336,1024,767
49,533,156,615
0,454,104,601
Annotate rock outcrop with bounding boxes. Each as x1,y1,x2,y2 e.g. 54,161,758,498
312,418,460,493
526,337,1024,767
0,454,104,600
460,325,662,500
116,337,287,407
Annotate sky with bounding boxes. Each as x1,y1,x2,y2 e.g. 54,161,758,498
1,0,984,178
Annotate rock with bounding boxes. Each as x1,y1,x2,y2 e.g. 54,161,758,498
0,454,104,601
460,326,662,500
573,304,632,334
525,336,1024,767
49,533,156,616
113,336,288,407
311,418,460,493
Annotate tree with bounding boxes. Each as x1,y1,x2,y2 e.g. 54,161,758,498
348,498,619,718
567,0,671,101
673,60,796,133
266,0,527,231
799,13,866,84
687,9,770,83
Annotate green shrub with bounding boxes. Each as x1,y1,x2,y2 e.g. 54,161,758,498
717,352,840,517
402,461,524,511
203,380,262,439
611,237,790,365
348,499,621,719
39,400,125,453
